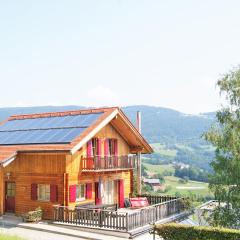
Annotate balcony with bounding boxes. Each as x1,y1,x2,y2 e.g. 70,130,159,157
81,155,137,171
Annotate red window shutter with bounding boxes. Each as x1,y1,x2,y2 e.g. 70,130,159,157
86,183,92,199
104,139,109,156
69,185,76,203
31,184,38,201
50,185,58,202
118,179,124,208
87,140,93,158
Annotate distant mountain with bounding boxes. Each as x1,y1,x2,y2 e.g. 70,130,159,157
123,105,215,144
0,105,216,170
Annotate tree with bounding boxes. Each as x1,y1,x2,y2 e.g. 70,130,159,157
204,66,240,228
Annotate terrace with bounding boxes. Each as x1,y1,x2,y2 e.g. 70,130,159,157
53,195,188,235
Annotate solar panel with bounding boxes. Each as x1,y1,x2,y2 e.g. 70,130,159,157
0,112,103,145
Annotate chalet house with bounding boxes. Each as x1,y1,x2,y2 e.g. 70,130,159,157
0,107,153,219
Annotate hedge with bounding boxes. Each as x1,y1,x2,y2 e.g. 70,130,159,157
154,223,240,240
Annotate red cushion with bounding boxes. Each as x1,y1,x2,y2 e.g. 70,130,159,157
130,197,149,208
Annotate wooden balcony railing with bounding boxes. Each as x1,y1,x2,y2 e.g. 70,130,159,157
81,155,137,171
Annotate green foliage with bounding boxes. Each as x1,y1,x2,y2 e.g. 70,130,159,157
151,173,165,184
178,178,188,184
142,183,152,193
175,166,209,182
154,223,240,240
204,66,240,228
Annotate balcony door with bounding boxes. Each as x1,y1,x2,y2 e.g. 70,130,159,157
103,180,115,204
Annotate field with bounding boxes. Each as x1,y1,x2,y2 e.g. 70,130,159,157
143,162,213,199
143,163,175,176
163,176,211,197
150,143,177,157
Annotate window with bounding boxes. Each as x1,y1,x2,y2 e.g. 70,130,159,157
92,138,98,156
91,138,101,156
37,184,50,201
103,181,115,204
108,139,117,156
6,182,15,197
76,184,86,201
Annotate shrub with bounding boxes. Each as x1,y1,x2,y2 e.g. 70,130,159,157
153,223,240,240
22,207,43,222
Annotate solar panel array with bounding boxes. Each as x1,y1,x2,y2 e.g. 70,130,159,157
0,112,103,145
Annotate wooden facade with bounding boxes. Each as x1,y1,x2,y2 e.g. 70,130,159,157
0,123,134,219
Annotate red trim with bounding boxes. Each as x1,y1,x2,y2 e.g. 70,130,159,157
86,183,92,199
50,185,58,202
104,139,109,156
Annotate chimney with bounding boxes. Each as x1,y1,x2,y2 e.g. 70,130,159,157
136,111,141,133
136,111,142,194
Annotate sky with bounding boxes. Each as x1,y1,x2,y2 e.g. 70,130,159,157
1,1,240,114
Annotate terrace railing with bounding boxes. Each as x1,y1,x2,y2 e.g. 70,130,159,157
136,194,178,205
53,197,186,232
81,155,137,171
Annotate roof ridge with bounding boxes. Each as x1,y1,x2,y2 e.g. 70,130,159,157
9,107,120,120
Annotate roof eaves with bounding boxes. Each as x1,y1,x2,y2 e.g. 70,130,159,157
117,109,153,153
70,108,119,154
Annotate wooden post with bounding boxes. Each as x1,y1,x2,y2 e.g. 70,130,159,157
0,166,4,215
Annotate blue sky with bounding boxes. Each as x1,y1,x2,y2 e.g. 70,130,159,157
1,0,240,114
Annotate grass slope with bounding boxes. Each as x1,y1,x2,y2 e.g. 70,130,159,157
0,234,25,240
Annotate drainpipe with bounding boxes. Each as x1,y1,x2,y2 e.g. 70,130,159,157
137,111,142,195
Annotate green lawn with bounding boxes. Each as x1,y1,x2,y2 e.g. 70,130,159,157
163,176,212,197
150,143,177,157
143,163,175,175
0,234,25,240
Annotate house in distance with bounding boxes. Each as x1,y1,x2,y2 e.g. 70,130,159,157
0,107,152,219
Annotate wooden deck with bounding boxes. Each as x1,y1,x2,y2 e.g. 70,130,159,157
53,195,186,232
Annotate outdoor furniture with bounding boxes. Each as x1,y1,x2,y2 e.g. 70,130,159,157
129,197,149,208
124,198,131,208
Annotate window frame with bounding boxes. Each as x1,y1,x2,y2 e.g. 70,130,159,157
76,184,86,202
108,139,116,156
37,184,50,202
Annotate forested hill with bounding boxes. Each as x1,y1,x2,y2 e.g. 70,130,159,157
0,105,216,170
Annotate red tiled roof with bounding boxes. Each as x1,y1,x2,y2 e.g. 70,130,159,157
9,107,118,120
